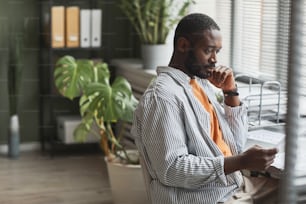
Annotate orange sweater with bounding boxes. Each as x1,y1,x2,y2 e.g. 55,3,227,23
190,79,232,156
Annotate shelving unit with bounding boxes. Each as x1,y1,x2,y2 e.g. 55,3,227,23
39,0,103,153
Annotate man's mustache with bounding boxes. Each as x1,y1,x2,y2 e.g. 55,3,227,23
205,64,216,69
191,63,216,69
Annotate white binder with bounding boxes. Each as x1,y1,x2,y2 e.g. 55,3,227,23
91,9,102,47
80,9,91,48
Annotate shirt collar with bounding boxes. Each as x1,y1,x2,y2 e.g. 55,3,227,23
157,66,192,85
157,66,208,87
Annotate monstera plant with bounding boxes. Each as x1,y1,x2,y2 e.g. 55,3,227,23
54,55,138,164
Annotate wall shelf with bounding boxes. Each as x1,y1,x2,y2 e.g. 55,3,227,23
39,0,102,154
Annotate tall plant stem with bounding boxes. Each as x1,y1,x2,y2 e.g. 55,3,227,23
100,130,110,157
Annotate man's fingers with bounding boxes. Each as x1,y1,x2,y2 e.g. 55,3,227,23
212,66,232,83
264,148,278,155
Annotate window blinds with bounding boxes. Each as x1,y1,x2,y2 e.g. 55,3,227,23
214,0,232,66
193,0,305,94
232,0,262,75
231,0,305,94
302,1,306,94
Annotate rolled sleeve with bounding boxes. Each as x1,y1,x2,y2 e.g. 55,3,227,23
224,102,248,153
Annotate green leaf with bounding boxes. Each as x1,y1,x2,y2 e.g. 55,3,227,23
54,55,94,100
74,123,91,143
118,0,195,44
79,77,138,124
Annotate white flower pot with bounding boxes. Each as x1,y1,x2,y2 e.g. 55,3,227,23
105,157,149,204
141,44,172,70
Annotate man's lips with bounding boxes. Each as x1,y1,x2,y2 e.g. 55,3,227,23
203,64,215,69
190,63,215,78
206,66,215,78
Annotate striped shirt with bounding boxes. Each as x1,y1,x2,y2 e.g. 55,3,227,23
190,78,233,157
131,66,248,204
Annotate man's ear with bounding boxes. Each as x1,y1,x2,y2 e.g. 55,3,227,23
177,37,190,53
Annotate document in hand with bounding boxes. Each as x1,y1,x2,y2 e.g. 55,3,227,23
245,129,285,151
268,145,306,179
244,129,286,178
245,129,306,179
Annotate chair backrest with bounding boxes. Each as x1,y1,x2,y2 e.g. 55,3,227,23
139,156,152,203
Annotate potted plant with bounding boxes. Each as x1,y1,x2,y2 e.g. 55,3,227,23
118,0,194,69
54,55,148,204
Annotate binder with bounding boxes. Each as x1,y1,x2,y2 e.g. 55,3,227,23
51,6,65,48
91,9,102,47
66,6,80,48
80,9,91,48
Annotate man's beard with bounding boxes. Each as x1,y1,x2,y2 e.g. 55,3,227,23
184,50,215,79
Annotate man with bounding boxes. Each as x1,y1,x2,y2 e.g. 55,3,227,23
131,13,278,204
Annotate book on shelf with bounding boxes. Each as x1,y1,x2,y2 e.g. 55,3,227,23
91,9,102,47
66,6,80,48
49,5,102,48
51,6,65,48
80,9,91,48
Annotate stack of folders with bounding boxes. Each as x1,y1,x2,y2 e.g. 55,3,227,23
51,6,102,48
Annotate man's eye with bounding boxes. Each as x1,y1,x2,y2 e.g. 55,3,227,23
204,48,221,54
204,49,213,54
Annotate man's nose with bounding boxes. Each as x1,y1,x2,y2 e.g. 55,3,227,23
209,52,217,64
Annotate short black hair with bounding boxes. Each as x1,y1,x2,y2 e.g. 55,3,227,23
174,13,220,47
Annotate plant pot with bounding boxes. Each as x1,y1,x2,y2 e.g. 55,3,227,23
141,44,172,70
105,155,149,204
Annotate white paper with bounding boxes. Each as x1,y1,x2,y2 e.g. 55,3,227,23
247,129,285,146
268,137,306,179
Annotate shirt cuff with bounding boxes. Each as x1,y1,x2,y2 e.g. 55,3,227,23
214,156,228,185
224,102,247,118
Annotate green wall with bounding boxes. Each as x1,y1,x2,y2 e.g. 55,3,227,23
0,0,138,145
0,0,40,144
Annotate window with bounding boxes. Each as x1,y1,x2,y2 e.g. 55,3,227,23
232,0,306,94
232,0,281,81
191,0,305,94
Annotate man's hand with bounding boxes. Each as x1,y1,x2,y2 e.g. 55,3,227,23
208,65,241,107
208,65,236,91
224,146,278,174
241,145,278,171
